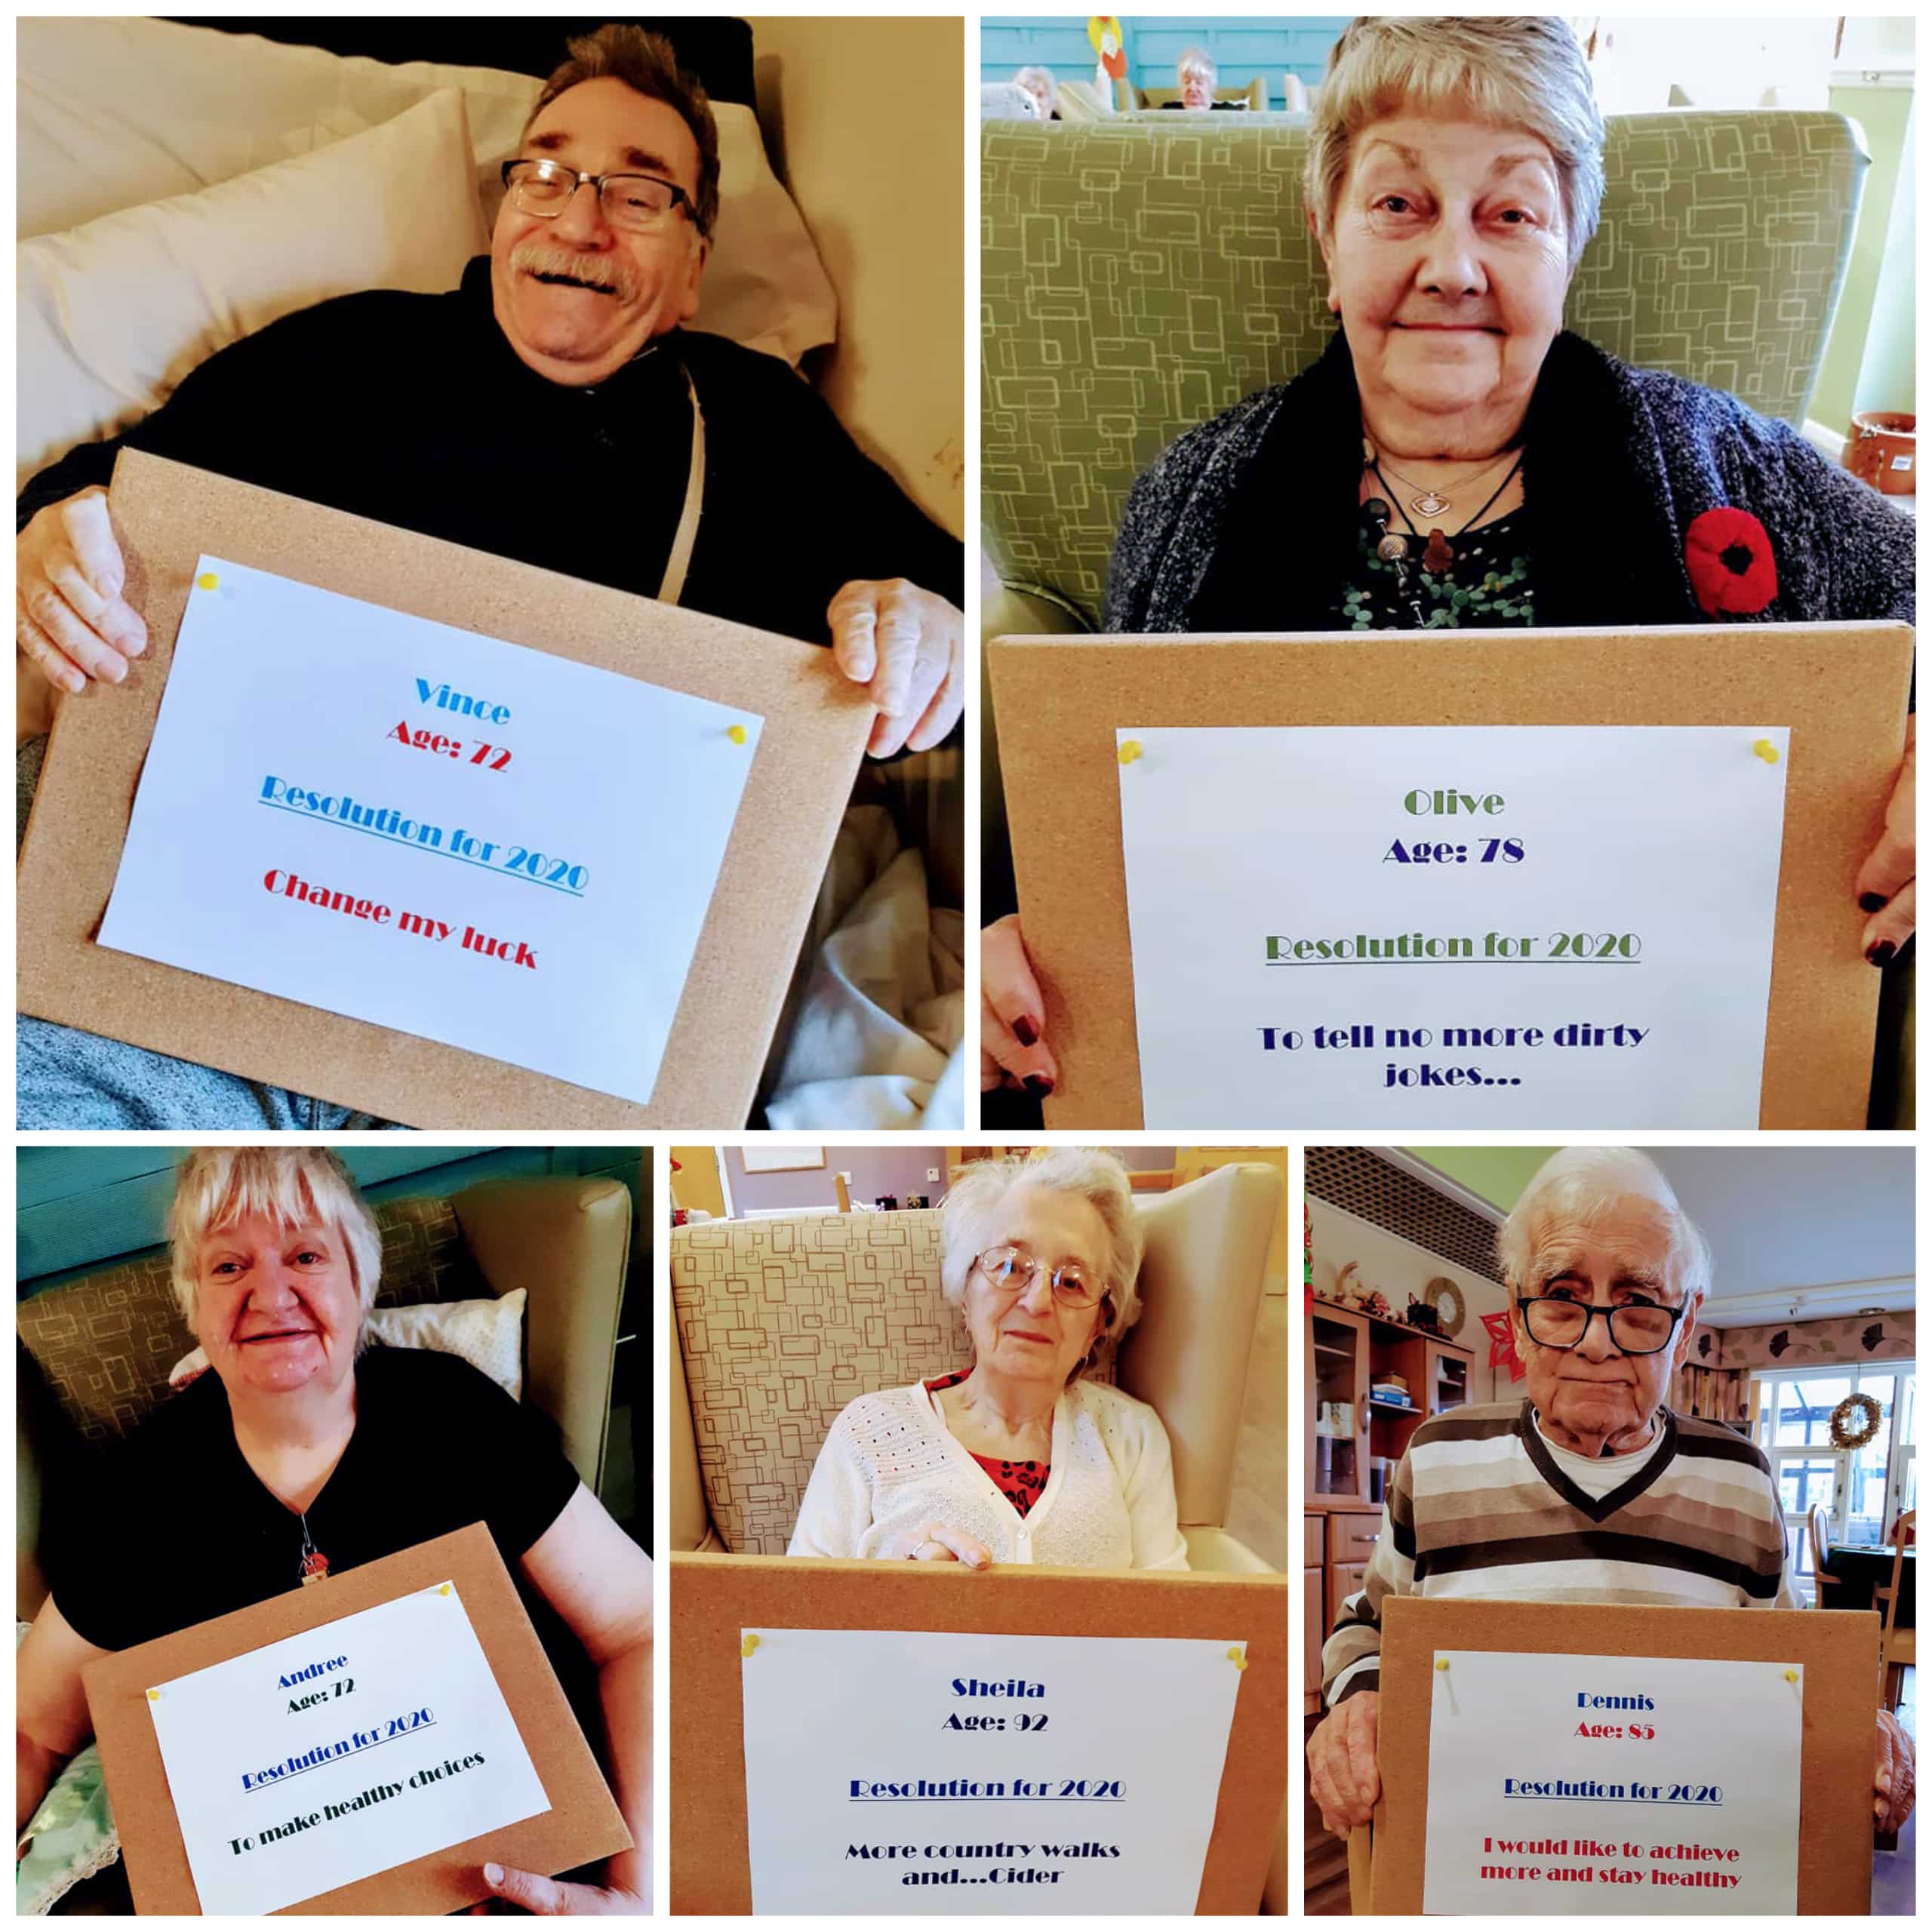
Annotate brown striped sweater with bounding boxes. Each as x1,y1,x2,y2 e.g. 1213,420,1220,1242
1322,1401,1798,1708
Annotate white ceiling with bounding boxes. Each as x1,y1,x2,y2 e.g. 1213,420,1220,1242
1638,1146,1915,1328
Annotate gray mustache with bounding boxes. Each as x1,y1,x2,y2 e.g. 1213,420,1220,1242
510,242,639,302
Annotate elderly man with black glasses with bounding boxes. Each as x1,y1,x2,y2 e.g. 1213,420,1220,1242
1306,1146,1914,1842
789,1149,1189,1571
15,22,963,1129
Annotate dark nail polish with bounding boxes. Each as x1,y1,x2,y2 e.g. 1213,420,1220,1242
1867,940,1897,968
1860,892,1889,913
1012,1016,1038,1048
1023,1074,1055,1098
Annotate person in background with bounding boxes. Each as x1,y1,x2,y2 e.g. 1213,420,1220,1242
1014,64,1061,121
1162,46,1240,110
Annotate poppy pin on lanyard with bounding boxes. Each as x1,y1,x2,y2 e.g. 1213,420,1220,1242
298,1515,330,1586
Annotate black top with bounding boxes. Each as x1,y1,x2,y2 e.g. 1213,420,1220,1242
1331,506,1539,631
44,1346,581,1654
16,257,964,654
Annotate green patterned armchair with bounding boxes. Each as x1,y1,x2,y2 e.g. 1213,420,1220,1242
981,110,1870,626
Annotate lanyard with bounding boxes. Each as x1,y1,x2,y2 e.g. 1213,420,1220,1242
658,364,705,606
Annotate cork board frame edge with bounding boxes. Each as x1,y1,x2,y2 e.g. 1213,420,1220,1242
666,1550,1290,1915
80,1522,629,1915
17,451,875,1128
988,624,1912,1131
1370,1597,1878,1915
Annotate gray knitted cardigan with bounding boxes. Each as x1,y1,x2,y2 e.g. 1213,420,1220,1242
1103,328,1915,634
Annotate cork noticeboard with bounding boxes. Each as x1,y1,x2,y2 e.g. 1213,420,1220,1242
668,1551,1289,1915
1370,1596,1878,1915
81,1523,628,1915
988,625,1913,1129
17,451,874,1128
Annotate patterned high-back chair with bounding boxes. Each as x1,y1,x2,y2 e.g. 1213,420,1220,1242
982,111,1869,625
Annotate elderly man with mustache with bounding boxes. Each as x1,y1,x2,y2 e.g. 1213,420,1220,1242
14,23,964,1128
1306,1146,1915,1845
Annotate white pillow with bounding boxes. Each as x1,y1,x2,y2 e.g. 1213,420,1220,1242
17,88,485,489
17,17,838,368
168,1288,527,1401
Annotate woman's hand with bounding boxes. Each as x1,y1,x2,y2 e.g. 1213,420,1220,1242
981,915,1057,1098
827,578,963,758
1874,1708,1915,1833
1306,1690,1382,1835
1857,715,1915,964
469,1863,644,1915
16,488,146,724
881,1522,993,1568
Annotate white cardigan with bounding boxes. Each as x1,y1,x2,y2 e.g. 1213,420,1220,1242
787,1379,1190,1570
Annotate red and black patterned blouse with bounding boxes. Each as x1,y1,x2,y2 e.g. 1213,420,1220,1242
925,1371,1051,1518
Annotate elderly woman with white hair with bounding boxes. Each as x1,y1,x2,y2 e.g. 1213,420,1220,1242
1305,1145,1915,1844
1013,63,1061,122
14,1148,653,1914
983,14,1915,1099
789,1150,1188,1569
1164,45,1225,111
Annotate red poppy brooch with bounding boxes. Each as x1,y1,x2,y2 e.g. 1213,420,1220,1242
1684,506,1779,617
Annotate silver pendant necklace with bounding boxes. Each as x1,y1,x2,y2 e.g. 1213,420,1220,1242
1369,442,1518,519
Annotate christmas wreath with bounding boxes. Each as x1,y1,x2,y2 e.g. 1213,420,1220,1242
1829,1392,1881,1451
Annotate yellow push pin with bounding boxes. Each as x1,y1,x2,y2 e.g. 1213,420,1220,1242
196,572,220,592
1752,739,1779,764
1118,740,1143,766
147,1688,161,1702
728,723,748,746
1783,1668,1798,1684
1436,1657,1451,1672
439,1583,452,1596
1226,1647,1248,1672
741,1632,761,1659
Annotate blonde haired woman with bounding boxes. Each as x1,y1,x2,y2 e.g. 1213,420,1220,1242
17,1148,652,1912
984,13,1914,1103
789,1149,1188,1570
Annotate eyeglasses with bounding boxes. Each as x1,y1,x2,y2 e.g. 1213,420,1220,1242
502,158,701,234
1515,1295,1689,1356
975,1244,1103,1309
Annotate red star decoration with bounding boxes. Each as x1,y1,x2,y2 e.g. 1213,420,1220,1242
1481,1309,1525,1382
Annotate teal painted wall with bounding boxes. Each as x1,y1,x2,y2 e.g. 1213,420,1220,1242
981,15,1347,111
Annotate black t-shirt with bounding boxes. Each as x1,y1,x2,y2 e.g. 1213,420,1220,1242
44,1346,581,1654
14,257,964,654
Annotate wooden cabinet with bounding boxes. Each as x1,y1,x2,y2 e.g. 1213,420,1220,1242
1303,1562,1324,1711
1308,1300,1476,1509
1326,1560,1367,1633
1426,1340,1471,1417
1329,1511,1381,1567
1308,1304,1371,1506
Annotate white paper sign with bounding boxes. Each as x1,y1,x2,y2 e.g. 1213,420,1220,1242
145,1581,549,1915
740,1629,1244,1914
1421,1650,1801,1915
1115,726,1789,1128
98,556,763,1104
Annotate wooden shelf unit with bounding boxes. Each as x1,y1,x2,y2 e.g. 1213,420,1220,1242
1306,1299,1476,1512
